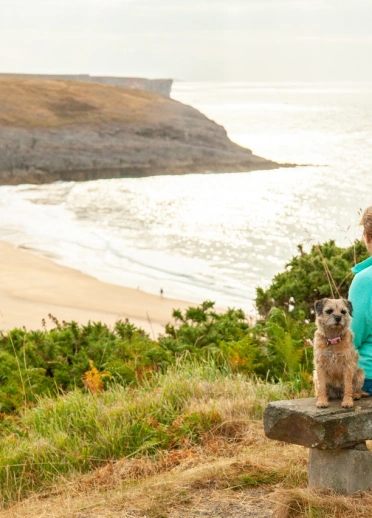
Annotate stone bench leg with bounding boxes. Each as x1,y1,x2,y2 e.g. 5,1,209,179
308,445,372,494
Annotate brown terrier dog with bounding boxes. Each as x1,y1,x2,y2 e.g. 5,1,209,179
313,298,364,408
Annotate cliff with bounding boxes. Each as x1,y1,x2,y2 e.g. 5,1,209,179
0,78,281,185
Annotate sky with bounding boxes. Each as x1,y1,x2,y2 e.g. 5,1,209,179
1,0,372,82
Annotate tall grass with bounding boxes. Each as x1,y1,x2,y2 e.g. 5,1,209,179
0,358,304,505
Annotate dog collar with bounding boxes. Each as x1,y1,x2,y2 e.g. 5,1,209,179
326,336,342,346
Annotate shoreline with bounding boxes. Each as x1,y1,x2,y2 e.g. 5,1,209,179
0,160,286,187
0,241,194,337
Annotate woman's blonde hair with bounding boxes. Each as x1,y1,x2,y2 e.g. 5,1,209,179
360,206,372,238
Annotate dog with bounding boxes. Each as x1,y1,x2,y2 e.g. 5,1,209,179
313,298,364,408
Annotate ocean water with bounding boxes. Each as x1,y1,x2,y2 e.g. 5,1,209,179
1,82,372,313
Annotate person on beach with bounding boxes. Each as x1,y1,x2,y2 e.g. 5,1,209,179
348,206,372,395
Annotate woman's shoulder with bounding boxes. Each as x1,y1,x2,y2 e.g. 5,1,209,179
353,263,372,280
350,265,372,297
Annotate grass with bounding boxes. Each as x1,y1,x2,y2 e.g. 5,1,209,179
1,359,372,517
272,488,372,517
0,76,178,128
0,420,308,517
0,359,304,507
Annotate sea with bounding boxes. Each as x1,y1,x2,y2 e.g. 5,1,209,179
1,82,372,314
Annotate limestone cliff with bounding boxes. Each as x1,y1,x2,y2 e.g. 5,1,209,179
0,78,281,185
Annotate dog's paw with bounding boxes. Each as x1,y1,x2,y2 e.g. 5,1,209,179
316,400,329,408
341,399,354,408
353,392,362,400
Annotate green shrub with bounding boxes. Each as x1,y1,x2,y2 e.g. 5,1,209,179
0,319,167,412
255,240,368,320
0,299,313,414
159,300,250,352
261,308,314,389
0,303,252,414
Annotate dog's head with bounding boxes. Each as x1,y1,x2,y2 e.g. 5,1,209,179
314,298,352,335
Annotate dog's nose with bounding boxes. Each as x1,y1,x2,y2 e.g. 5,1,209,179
334,316,342,323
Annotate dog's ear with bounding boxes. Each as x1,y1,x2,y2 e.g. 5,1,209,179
314,298,327,316
343,299,353,316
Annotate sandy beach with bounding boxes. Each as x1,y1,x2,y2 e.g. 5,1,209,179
0,241,194,337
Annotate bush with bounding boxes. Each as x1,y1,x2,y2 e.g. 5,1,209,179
0,300,312,415
255,240,368,320
159,300,250,352
0,318,168,412
0,303,255,414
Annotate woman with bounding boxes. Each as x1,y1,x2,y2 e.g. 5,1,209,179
349,206,372,395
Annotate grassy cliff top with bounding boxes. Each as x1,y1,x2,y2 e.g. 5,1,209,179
0,77,188,128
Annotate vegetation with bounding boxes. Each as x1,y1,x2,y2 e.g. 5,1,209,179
0,301,314,415
255,239,368,320
272,488,372,518
0,77,169,128
0,363,300,504
0,238,368,514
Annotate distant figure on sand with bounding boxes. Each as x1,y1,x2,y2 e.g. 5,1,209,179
160,288,163,297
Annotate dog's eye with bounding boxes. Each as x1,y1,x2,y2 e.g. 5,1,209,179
341,309,347,315
325,309,333,314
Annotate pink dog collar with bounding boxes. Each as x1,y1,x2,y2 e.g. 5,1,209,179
326,336,341,346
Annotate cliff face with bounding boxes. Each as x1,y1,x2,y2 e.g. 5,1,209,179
0,78,280,185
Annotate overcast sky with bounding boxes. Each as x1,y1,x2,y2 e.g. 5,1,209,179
1,0,372,82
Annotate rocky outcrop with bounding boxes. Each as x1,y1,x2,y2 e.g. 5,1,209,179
0,77,283,185
0,73,173,97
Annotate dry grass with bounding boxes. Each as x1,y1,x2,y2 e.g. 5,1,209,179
0,365,304,506
3,421,372,518
0,77,178,128
272,488,372,517
0,422,308,518
1,366,371,517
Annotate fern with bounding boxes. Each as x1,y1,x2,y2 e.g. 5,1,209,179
263,308,314,381
82,360,111,395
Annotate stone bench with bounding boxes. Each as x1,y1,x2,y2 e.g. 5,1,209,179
264,397,372,495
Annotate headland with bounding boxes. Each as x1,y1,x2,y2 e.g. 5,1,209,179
0,77,282,185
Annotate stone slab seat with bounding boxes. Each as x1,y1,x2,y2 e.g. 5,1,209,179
264,397,372,449
263,397,372,495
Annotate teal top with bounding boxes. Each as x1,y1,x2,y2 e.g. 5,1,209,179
349,256,372,379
